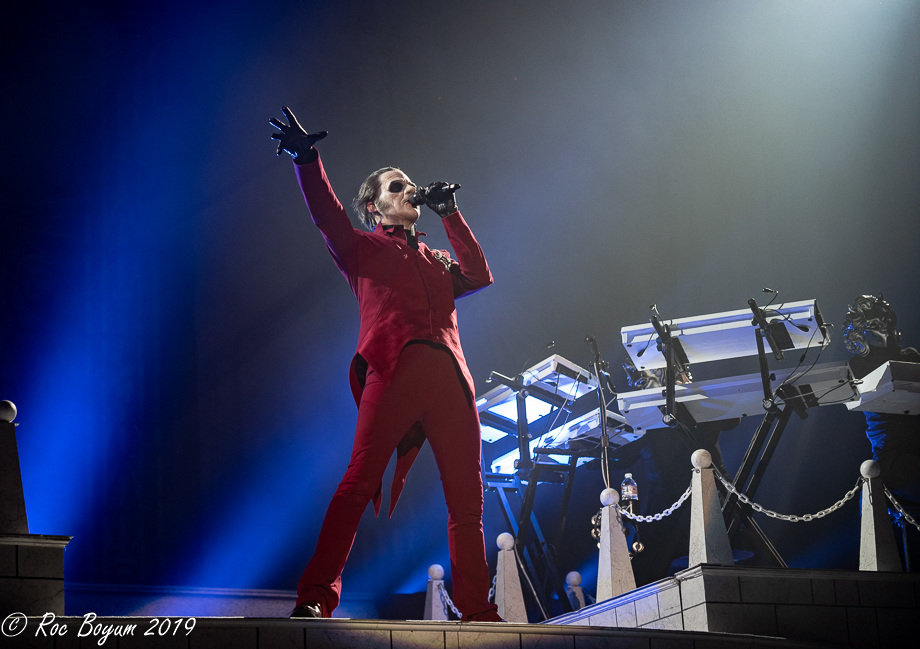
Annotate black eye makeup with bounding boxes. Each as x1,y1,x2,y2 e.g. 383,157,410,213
387,180,416,193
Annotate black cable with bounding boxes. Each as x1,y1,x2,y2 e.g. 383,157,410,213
761,299,812,334
771,323,819,397
770,321,836,407
772,362,858,411
785,324,834,389
517,360,579,454
763,288,780,309
809,392,863,407
537,370,577,438
809,379,861,404
539,405,574,449
634,333,656,360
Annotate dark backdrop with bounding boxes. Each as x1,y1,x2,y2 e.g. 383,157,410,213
1,0,917,611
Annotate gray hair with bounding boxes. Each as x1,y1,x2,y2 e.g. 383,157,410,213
352,167,399,230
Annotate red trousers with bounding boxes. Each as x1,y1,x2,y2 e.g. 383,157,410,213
296,343,499,620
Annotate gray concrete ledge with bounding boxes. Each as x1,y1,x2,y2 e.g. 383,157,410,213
0,534,72,548
547,565,920,648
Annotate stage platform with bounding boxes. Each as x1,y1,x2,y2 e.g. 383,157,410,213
1,616,842,649
4,566,918,647
548,564,920,648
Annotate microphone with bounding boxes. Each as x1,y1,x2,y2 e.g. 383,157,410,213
408,182,461,207
585,335,600,359
639,304,662,358
759,287,805,330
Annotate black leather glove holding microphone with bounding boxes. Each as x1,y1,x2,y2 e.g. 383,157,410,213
269,106,328,164
409,182,461,218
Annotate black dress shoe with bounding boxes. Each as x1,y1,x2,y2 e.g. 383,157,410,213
290,602,323,618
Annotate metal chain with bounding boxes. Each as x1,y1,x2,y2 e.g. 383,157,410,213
436,581,463,619
714,472,863,522
487,573,497,602
883,486,920,533
619,483,693,522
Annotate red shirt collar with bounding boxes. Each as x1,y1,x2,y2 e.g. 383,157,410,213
375,223,427,240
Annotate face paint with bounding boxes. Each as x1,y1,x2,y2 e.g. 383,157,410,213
386,180,417,193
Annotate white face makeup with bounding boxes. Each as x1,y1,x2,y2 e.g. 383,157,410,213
370,170,420,228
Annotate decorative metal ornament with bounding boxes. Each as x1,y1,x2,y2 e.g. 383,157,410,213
432,250,452,271
622,358,665,389
843,294,899,357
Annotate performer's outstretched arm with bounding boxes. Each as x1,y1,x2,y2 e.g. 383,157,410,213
271,107,361,279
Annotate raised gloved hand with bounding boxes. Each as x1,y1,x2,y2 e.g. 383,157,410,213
269,106,328,161
419,181,461,217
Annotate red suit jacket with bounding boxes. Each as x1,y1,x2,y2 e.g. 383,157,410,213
294,156,493,514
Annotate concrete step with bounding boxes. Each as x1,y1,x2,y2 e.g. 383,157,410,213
547,564,920,648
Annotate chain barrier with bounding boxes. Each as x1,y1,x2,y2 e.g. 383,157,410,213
436,581,463,619
714,470,863,522
620,483,693,522
883,486,920,533
590,477,693,545
486,542,548,620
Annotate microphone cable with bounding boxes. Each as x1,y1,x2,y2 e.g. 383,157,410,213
769,323,837,407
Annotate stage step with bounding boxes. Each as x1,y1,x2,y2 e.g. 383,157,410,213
547,564,920,648
1,616,839,648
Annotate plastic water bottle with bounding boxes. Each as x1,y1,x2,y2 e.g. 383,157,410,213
620,473,638,502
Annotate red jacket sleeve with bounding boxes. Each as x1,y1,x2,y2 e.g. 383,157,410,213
441,211,493,298
292,155,361,280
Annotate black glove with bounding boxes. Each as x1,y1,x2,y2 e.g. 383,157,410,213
420,181,461,217
269,106,328,162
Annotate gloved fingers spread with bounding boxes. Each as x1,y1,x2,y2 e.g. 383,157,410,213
269,107,328,159
307,130,329,145
281,106,307,135
281,105,300,127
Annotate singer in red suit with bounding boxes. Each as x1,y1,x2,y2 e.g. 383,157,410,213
270,107,501,621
